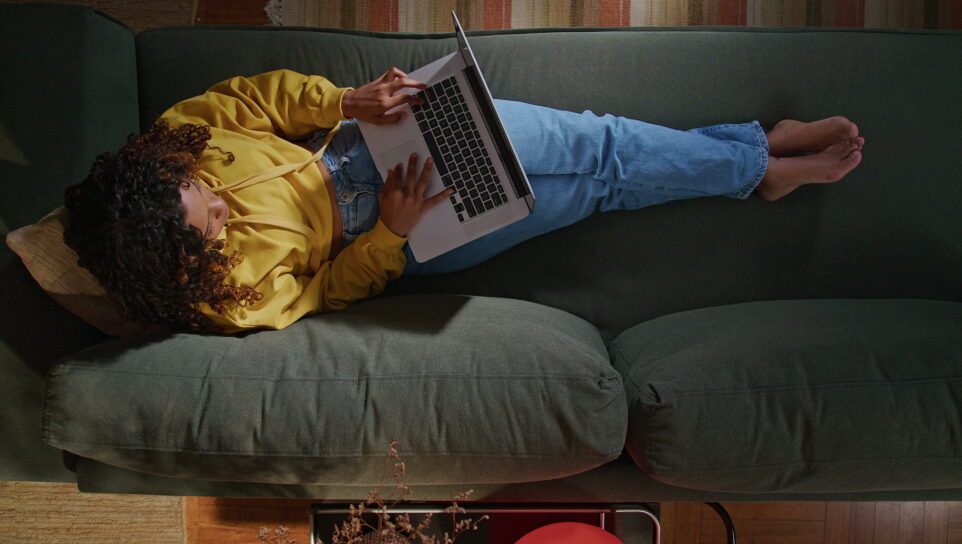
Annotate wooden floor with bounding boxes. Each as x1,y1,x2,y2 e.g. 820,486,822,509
661,502,962,544
184,497,962,544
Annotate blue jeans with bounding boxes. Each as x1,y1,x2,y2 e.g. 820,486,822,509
310,99,769,275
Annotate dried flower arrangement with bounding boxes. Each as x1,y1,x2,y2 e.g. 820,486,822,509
258,441,489,544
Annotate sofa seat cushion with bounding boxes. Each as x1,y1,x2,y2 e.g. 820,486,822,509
610,298,962,494
42,294,626,485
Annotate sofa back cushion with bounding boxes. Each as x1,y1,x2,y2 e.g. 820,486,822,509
135,27,962,342
43,295,627,485
610,298,962,494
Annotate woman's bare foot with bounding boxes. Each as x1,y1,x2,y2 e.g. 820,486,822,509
756,138,864,201
766,117,859,156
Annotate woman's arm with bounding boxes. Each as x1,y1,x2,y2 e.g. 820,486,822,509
163,67,428,139
162,69,349,139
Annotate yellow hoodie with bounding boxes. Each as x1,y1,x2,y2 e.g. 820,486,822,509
161,69,407,332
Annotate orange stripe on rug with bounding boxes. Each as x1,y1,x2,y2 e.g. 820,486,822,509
484,0,511,30
836,0,862,27
949,0,962,29
717,0,747,26
369,0,398,31
599,0,631,26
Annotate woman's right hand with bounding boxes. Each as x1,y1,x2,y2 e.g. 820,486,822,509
377,153,453,237
341,67,426,125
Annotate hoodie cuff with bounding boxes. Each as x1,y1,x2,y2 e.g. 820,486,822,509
368,218,408,253
335,86,355,121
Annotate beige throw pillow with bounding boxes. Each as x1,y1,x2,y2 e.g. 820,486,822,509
5,207,164,337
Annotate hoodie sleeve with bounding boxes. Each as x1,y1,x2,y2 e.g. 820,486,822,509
161,69,352,139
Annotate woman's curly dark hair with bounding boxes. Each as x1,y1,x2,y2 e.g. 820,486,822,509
64,120,260,332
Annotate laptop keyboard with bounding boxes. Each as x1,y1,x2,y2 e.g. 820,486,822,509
411,76,509,223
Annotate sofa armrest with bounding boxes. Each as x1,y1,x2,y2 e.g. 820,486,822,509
0,2,139,483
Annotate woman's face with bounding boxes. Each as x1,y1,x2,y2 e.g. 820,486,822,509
180,179,228,240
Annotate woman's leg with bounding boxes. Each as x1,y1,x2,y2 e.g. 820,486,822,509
492,99,768,200
404,100,770,275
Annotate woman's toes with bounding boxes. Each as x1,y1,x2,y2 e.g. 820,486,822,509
827,144,862,182
831,116,859,140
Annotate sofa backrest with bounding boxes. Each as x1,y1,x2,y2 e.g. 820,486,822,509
136,25,962,340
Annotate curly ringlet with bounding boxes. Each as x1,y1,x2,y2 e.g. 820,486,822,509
64,120,261,331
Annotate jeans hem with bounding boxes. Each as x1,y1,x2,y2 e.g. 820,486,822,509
736,120,769,199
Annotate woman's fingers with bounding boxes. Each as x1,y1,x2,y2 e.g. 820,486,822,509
383,163,398,191
414,157,433,198
384,90,425,111
388,75,427,91
380,66,406,82
427,186,454,207
404,154,419,193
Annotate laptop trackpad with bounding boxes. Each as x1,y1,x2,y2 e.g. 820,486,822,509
379,141,422,181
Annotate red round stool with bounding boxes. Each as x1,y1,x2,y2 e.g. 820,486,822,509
514,521,625,544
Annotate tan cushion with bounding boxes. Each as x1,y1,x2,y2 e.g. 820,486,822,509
5,207,162,337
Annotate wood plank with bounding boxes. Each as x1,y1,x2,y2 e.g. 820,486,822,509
720,502,826,521
701,518,823,544
185,497,312,544
660,503,678,544
950,503,962,523
665,502,704,544
826,503,855,544
923,502,948,544
852,502,879,544
949,523,962,544
899,502,925,544
743,520,825,544
876,502,902,544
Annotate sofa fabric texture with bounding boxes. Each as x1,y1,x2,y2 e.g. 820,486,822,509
611,299,962,494
43,295,626,485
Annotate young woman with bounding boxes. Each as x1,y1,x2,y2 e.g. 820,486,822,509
64,69,863,333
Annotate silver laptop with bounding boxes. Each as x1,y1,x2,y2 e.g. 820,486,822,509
357,12,535,263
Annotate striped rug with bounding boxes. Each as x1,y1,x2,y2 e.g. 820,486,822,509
266,0,962,30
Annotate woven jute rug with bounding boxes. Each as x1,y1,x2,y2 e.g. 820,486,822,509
265,0,962,31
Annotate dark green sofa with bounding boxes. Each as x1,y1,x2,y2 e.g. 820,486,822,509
2,3,961,501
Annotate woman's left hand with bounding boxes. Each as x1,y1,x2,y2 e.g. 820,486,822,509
377,153,453,237
342,67,427,125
